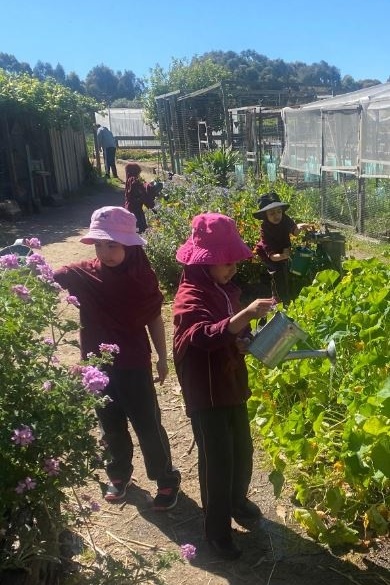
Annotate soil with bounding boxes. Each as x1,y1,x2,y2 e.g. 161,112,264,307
1,160,389,585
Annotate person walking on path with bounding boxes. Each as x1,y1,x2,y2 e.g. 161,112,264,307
96,124,118,178
172,212,275,560
123,163,161,233
54,206,181,509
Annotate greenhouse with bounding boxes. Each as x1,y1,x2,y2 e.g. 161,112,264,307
280,83,390,238
281,82,390,179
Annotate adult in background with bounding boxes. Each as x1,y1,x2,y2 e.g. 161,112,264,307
96,124,118,179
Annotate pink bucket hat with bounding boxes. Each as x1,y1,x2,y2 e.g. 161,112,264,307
176,213,253,265
80,206,146,246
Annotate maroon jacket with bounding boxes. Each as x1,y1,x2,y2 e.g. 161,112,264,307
173,265,250,417
54,247,163,369
255,214,297,267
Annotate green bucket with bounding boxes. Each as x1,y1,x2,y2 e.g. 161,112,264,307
289,246,313,276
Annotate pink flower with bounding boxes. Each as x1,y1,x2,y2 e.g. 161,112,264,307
26,253,46,266
66,295,80,307
36,263,54,283
44,458,60,476
81,366,109,394
42,380,53,391
12,425,35,446
0,254,19,269
11,284,31,301
180,543,197,560
25,238,41,249
43,337,54,345
15,477,37,494
99,343,120,354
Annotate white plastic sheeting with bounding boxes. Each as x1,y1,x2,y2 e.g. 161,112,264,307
281,83,390,178
95,109,159,149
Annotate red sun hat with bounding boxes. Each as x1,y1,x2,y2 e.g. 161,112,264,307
176,213,253,265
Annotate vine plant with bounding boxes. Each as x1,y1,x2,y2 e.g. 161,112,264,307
247,257,389,546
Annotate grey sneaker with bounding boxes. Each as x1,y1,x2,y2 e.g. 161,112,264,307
104,479,132,502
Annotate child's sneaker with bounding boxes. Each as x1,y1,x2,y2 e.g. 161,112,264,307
153,486,180,511
104,479,132,502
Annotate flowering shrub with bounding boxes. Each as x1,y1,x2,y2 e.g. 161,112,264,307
0,241,113,575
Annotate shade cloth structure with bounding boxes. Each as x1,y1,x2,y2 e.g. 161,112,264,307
280,83,390,178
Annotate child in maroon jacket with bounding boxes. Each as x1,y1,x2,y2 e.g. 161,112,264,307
54,206,180,509
173,212,274,560
253,191,312,304
123,163,160,233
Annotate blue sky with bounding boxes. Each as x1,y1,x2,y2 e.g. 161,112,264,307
3,0,390,83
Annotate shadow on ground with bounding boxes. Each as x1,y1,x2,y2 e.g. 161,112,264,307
0,181,124,248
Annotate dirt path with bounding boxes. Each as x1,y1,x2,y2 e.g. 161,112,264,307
1,177,389,585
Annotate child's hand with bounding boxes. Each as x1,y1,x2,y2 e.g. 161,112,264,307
246,298,275,319
270,251,290,261
154,359,169,385
236,337,251,354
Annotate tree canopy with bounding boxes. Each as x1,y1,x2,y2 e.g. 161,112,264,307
0,69,100,129
0,50,387,121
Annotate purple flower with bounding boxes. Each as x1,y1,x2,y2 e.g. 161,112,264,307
81,366,109,394
36,263,54,283
43,337,54,345
66,295,80,307
26,253,46,267
99,343,120,354
42,381,52,391
180,543,197,560
0,254,19,269
90,501,101,512
15,477,36,494
11,284,31,301
25,238,41,249
12,425,35,446
44,457,60,476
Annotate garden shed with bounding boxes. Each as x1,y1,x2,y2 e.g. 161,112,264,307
280,83,390,239
0,112,88,217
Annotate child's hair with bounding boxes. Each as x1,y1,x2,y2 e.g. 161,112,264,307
125,163,141,178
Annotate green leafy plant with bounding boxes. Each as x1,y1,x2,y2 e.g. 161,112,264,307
183,147,241,187
247,258,390,545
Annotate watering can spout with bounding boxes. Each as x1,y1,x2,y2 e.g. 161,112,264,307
283,340,336,365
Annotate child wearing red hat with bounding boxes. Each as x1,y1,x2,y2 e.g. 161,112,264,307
173,212,274,560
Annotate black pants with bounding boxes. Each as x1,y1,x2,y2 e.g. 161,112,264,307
191,403,253,540
104,147,118,177
96,367,180,489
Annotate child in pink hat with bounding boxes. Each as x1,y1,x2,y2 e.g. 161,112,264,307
54,206,181,509
173,212,275,560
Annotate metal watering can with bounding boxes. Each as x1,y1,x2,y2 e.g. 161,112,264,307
248,311,336,369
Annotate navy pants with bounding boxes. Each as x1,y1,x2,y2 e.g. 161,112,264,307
104,147,118,177
191,403,253,540
97,367,180,489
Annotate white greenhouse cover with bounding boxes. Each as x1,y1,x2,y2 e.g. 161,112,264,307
281,83,390,178
95,109,159,148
